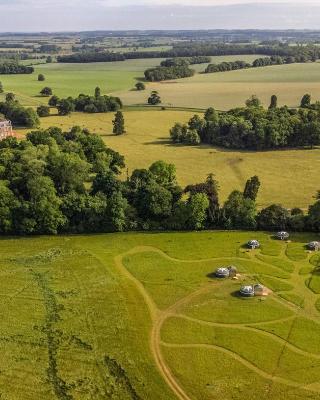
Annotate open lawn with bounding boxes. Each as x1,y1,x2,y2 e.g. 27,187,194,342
33,110,320,209
115,61,320,109
2,231,320,399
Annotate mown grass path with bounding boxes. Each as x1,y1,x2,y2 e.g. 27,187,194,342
115,244,320,400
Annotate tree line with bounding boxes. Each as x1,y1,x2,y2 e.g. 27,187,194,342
0,127,319,235
204,55,305,74
57,43,320,63
170,96,320,150
0,95,39,127
0,61,34,74
160,56,211,67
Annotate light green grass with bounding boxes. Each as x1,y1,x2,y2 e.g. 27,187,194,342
279,293,305,308
23,110,320,209
2,231,320,399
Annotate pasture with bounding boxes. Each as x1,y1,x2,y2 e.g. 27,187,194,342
116,61,320,109
34,110,320,209
1,231,320,399
0,55,260,107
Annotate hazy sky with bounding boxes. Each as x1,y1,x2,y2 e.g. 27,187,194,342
1,1,320,31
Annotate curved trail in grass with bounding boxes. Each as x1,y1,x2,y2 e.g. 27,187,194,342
160,342,320,394
114,245,320,399
169,313,320,360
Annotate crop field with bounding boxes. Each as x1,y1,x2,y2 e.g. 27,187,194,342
33,110,320,209
116,61,320,109
1,231,320,399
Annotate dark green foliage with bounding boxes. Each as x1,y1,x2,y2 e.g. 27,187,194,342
243,176,261,201
113,111,125,135
258,204,290,230
148,91,161,105
135,82,146,91
49,95,60,107
269,95,278,109
5,92,15,102
222,190,257,229
0,99,39,127
38,73,45,81
57,99,75,116
0,61,33,74
0,81,3,93
205,60,251,73
144,65,194,82
46,56,53,63
40,87,53,96
301,94,312,108
57,93,122,114
37,105,50,117
170,103,320,150
161,57,210,68
94,86,101,98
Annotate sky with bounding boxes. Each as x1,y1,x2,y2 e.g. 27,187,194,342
1,0,320,32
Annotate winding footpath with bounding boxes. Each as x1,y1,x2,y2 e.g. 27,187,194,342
114,245,320,400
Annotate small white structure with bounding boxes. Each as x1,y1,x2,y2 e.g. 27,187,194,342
253,284,264,296
276,231,289,240
215,265,238,279
247,240,260,249
240,285,255,297
308,241,320,251
0,120,13,140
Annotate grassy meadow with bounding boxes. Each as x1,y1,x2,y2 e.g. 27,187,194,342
2,231,320,399
32,110,320,209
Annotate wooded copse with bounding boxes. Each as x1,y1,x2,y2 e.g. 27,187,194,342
0,61,34,74
144,65,195,82
0,126,319,235
170,97,320,150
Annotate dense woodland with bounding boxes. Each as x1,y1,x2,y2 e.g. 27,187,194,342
0,98,39,127
0,126,319,235
170,96,320,149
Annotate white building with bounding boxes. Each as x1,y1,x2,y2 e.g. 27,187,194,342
0,120,13,140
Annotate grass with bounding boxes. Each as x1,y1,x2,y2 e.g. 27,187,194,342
1,231,320,399
116,61,320,110
24,110,320,209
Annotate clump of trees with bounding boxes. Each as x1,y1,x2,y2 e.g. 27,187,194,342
38,74,45,81
148,91,161,105
0,61,34,75
37,105,50,117
144,65,195,82
0,97,39,127
169,97,320,150
53,93,122,115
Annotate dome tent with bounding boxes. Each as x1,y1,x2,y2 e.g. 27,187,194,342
240,285,255,297
276,231,289,240
215,267,230,278
308,241,320,251
247,240,260,249
215,266,238,278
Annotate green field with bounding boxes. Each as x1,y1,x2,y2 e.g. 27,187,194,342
116,61,320,109
0,55,262,108
2,231,320,399
33,110,320,209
